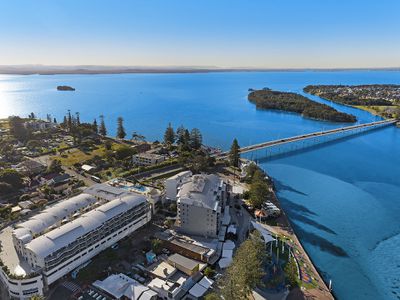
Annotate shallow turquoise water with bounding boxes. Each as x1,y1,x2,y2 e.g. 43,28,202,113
1,71,399,299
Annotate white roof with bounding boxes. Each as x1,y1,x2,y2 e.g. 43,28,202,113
84,183,131,201
251,221,276,244
168,170,192,181
222,249,233,259
81,164,95,171
222,207,231,226
223,240,235,251
198,276,214,289
178,174,223,211
189,283,208,298
218,257,233,269
25,195,146,258
14,193,97,239
227,225,237,234
93,273,156,300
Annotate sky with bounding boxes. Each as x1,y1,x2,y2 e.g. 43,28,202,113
0,0,399,69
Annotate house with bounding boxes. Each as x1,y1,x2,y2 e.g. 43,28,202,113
132,153,165,166
93,273,157,300
167,254,201,276
48,173,71,192
176,174,227,238
81,164,96,173
132,142,151,153
154,231,216,263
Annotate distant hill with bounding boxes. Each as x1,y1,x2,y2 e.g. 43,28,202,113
0,65,399,75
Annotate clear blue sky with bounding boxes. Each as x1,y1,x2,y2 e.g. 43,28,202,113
0,0,399,68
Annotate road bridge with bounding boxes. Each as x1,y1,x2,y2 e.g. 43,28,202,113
217,119,397,158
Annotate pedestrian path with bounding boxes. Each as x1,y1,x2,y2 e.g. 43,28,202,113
61,281,81,293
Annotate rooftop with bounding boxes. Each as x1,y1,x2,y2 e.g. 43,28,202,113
84,183,131,201
168,253,199,271
14,193,97,241
25,194,146,258
93,273,157,300
178,174,223,211
148,261,177,279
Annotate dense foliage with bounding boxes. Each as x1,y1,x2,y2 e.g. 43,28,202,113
247,167,273,209
248,89,356,123
220,231,266,300
304,84,396,106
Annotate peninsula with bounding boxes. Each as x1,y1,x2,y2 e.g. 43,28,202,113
248,88,357,123
304,84,400,119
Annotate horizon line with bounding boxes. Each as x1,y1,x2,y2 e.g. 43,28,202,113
0,64,400,75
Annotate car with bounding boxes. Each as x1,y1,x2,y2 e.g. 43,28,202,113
111,243,119,250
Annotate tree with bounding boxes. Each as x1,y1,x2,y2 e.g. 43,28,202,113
116,117,126,139
284,256,299,288
0,169,23,189
176,125,186,145
115,145,135,160
204,293,220,300
99,115,107,137
93,118,98,134
67,110,72,131
28,112,36,119
62,116,68,128
151,239,163,254
229,138,240,167
190,128,203,149
29,295,45,300
204,266,215,278
9,116,28,141
75,112,80,126
164,123,175,145
47,159,62,173
0,182,13,195
221,231,266,300
248,170,269,208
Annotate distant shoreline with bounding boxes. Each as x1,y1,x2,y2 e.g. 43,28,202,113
0,66,400,75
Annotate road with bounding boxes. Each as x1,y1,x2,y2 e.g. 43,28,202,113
216,118,396,157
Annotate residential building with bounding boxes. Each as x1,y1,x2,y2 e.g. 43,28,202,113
132,153,165,166
176,174,227,238
165,171,192,201
0,190,151,299
23,120,57,131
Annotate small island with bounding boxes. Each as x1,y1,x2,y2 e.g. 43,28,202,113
248,88,357,123
57,85,75,91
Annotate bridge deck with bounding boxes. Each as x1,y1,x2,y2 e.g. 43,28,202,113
217,119,396,157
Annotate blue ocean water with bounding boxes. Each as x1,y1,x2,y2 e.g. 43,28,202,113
1,71,399,299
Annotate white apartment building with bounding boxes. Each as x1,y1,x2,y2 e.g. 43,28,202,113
176,174,227,238
0,187,152,299
165,170,192,201
132,153,165,166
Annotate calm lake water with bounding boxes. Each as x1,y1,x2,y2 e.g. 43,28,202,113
1,71,400,299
